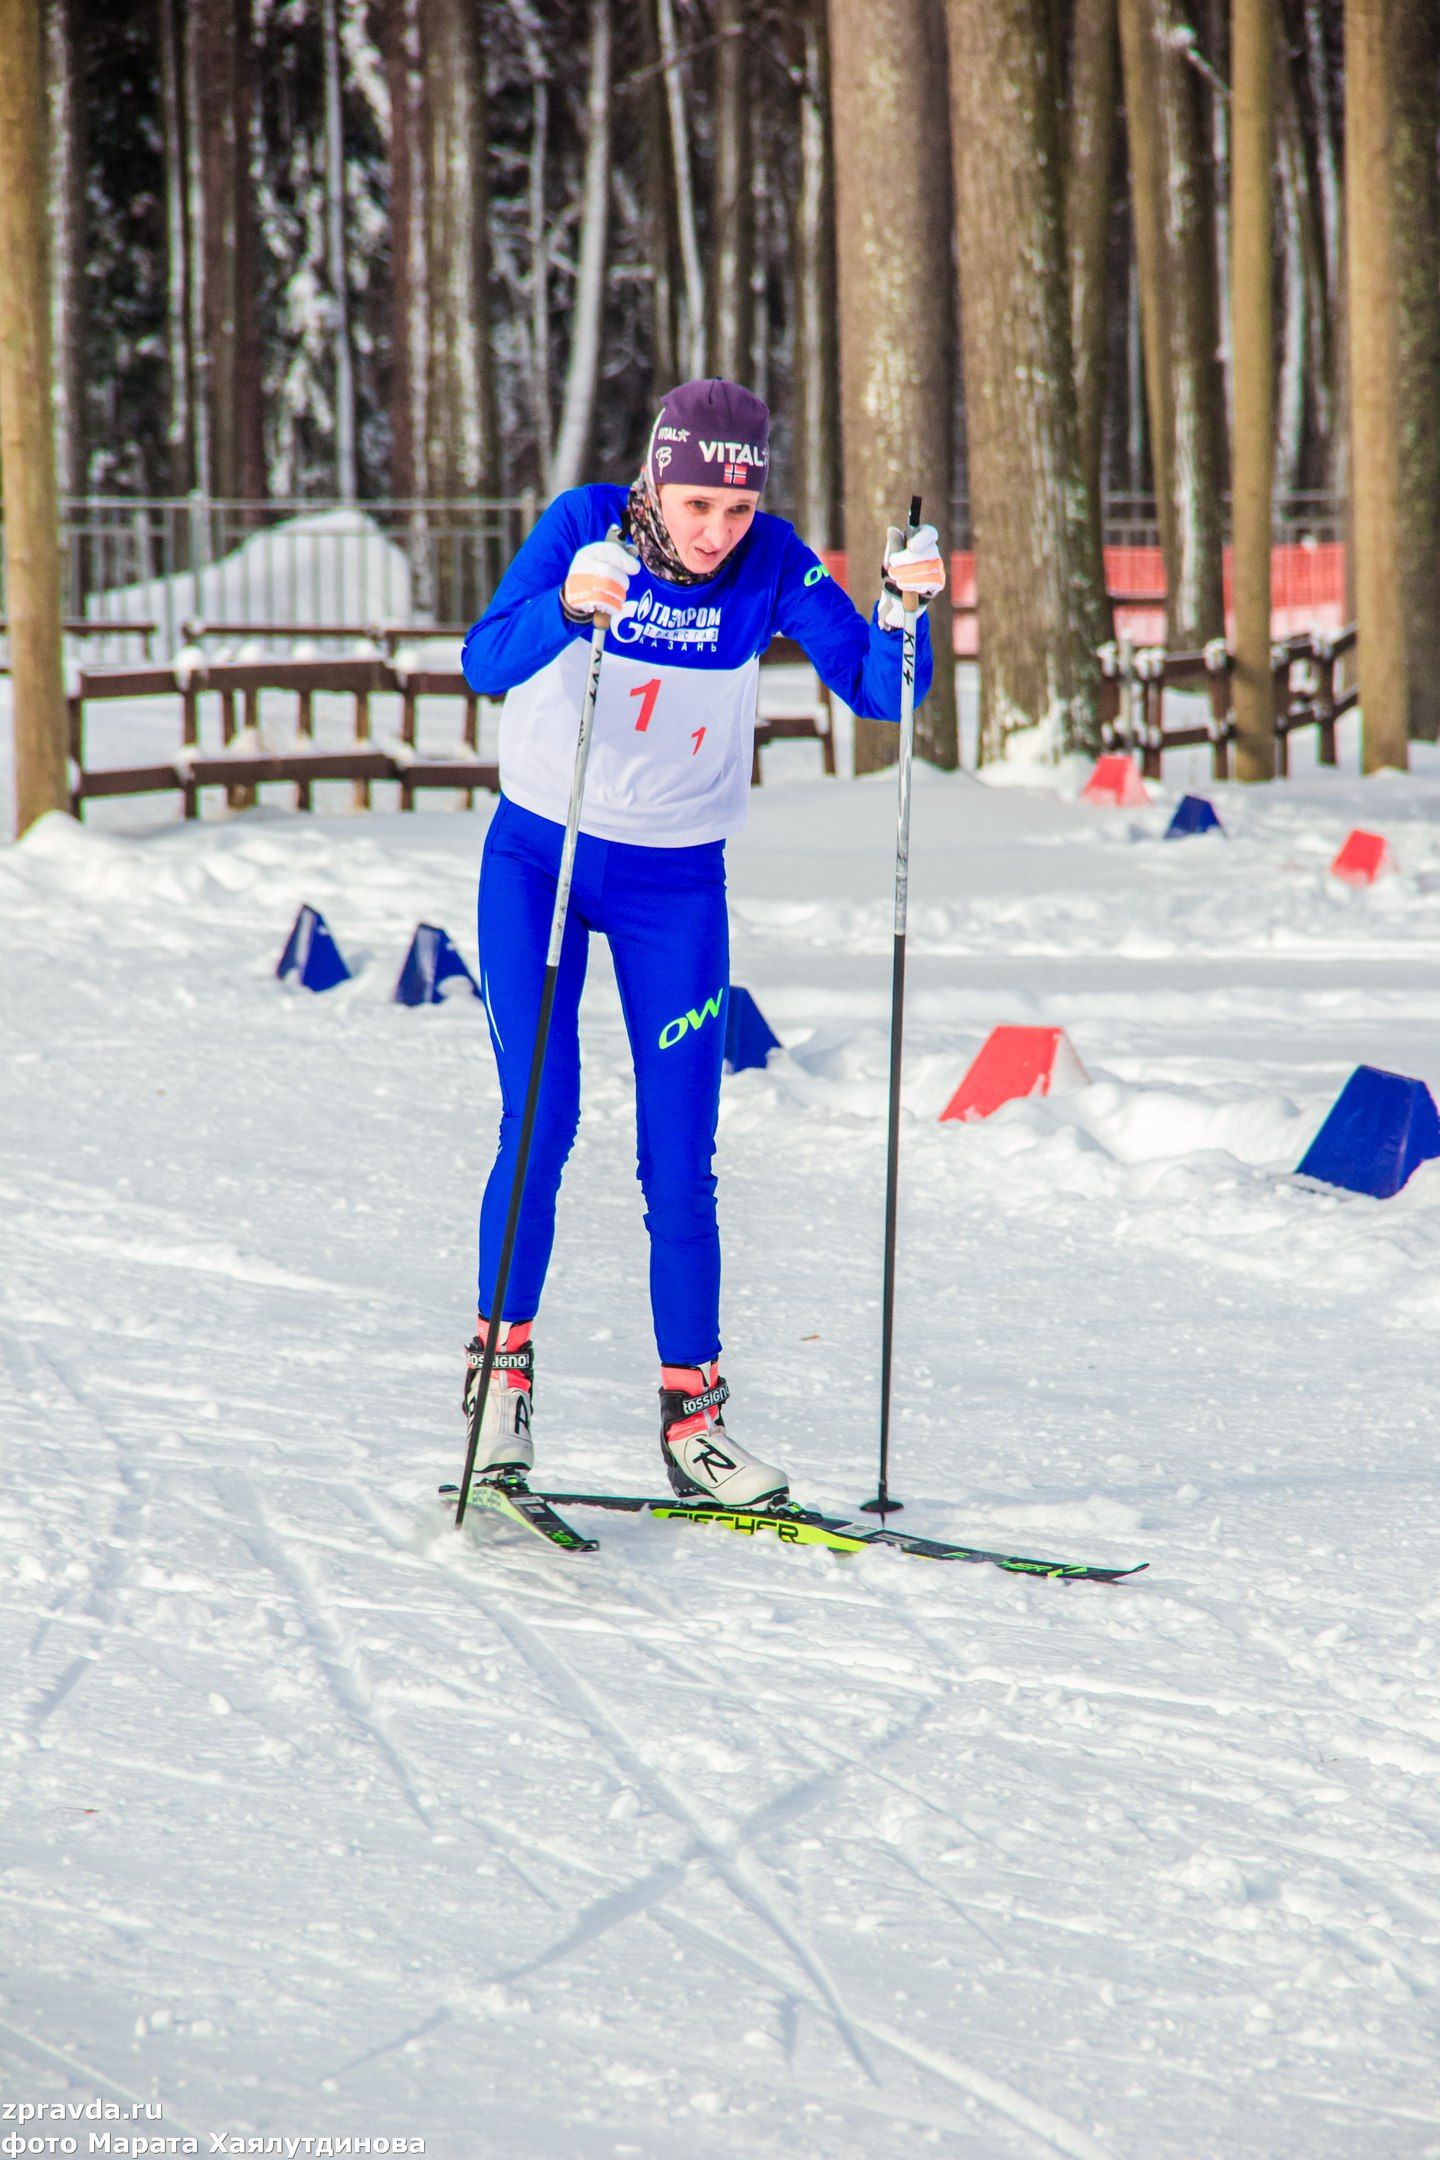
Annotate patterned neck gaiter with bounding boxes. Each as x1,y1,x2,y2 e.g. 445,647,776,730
625,475,716,588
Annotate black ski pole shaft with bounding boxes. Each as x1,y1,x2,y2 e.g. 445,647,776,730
454,534,625,1526
863,494,922,1519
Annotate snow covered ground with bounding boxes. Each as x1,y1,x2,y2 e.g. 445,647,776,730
4,682,1440,2157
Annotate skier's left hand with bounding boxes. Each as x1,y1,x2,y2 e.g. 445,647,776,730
879,523,946,632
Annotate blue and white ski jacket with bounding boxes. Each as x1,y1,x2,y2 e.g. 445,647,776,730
461,483,933,847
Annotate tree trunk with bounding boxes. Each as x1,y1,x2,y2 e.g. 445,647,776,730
1273,78,1306,506
709,0,752,380
1117,0,1174,552
1274,16,1331,502
386,0,496,605
655,0,705,378
42,0,85,502
792,0,841,548
1344,0,1408,771
1301,0,1346,499
1389,5,1440,742
548,0,612,494
949,0,1106,763
1230,0,1274,781
1206,0,1232,433
386,0,427,500
640,0,678,394
158,0,195,495
1066,0,1118,518
828,0,959,771
191,0,265,500
528,67,553,480
322,0,358,501
422,0,495,502
0,0,68,834
1118,0,1227,648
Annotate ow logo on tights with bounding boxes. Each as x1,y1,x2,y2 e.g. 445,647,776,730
658,989,724,1050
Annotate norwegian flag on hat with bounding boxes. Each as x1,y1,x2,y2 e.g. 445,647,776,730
723,462,749,486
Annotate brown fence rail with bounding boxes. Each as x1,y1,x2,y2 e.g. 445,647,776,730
1096,626,1358,781
66,639,835,819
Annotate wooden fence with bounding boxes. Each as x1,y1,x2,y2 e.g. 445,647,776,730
65,637,835,819
1097,625,1358,781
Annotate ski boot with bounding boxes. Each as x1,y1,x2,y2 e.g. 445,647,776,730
659,1363,789,1509
463,1320,535,1489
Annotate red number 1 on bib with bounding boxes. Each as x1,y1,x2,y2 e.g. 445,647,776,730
629,678,661,733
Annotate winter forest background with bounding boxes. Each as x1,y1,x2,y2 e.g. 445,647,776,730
12,0,1440,775
50,0,1368,516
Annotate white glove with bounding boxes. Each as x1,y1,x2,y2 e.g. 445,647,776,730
562,538,638,621
878,522,945,633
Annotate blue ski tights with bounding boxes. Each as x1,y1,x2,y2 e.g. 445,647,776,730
476,795,729,1363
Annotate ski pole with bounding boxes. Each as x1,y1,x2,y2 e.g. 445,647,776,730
862,494,922,1519
454,527,628,1527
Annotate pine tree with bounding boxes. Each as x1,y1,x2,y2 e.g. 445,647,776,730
0,0,68,833
1117,0,1226,649
1345,0,1410,770
1230,0,1275,779
827,0,959,771
949,0,1106,761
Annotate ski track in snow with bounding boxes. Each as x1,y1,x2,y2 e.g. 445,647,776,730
5,731,1440,2155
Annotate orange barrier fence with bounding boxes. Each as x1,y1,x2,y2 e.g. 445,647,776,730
818,545,1349,655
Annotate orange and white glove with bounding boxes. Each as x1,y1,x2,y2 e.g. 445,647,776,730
878,523,945,632
561,538,638,622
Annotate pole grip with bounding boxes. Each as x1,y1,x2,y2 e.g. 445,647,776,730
902,495,923,613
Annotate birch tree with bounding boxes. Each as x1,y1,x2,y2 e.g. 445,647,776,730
640,0,679,393
43,0,85,501
655,0,705,378
548,0,612,493
322,0,358,501
828,0,959,771
792,0,841,548
949,0,1106,762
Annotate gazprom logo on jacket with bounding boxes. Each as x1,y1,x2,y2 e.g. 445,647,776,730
613,587,722,650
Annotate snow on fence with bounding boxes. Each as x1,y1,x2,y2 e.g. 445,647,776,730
1096,625,1358,780
63,639,835,821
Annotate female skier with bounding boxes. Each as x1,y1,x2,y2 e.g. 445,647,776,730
459,377,945,1509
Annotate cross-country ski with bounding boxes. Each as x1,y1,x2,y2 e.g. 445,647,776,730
447,1481,1147,1582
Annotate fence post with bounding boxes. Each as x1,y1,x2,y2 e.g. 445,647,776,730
296,684,313,811
179,664,201,820
354,680,371,812
1205,638,1231,782
1314,634,1338,765
1141,652,1163,781
1272,645,1291,778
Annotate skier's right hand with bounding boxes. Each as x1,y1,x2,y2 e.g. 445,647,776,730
561,540,638,622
